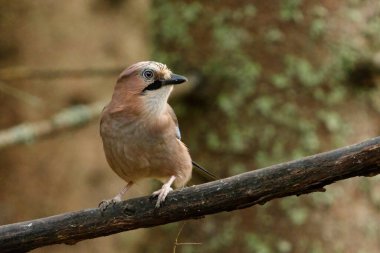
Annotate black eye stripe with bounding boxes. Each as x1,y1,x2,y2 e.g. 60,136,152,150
142,80,162,92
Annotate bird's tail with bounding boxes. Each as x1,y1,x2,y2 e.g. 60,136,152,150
192,161,217,181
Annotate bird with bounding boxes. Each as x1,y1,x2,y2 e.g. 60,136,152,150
99,61,215,209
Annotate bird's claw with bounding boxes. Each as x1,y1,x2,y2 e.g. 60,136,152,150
152,186,173,208
98,197,121,211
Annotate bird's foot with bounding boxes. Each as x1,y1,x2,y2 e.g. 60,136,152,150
98,196,122,211
98,182,133,211
152,185,173,208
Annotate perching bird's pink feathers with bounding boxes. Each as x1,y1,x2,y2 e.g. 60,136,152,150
99,61,212,209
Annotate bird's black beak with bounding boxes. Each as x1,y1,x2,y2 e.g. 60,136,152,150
142,73,188,92
160,73,188,86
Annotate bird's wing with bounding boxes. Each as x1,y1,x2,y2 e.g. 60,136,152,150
167,104,181,140
167,104,217,181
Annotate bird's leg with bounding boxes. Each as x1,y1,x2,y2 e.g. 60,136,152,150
152,175,176,208
99,181,133,211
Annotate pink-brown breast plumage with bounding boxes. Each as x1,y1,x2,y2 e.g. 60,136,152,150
100,104,192,188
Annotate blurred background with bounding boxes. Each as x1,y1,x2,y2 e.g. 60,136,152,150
1,0,380,252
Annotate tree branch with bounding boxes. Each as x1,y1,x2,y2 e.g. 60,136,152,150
0,101,105,150
1,136,380,252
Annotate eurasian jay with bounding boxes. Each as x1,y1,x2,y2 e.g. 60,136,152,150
99,61,214,209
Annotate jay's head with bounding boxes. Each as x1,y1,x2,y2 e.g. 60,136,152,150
112,61,187,116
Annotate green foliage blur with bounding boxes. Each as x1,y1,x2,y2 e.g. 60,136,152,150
150,1,370,170
144,1,380,252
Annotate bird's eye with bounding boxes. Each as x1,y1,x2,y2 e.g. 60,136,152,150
142,69,155,80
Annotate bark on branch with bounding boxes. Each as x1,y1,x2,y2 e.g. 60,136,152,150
1,136,380,252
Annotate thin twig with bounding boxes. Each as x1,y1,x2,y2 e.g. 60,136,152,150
0,80,44,107
173,222,202,253
173,222,186,253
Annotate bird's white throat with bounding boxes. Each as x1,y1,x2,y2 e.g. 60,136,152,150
143,85,173,117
